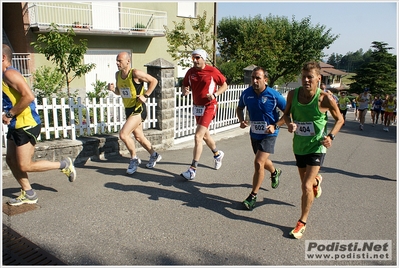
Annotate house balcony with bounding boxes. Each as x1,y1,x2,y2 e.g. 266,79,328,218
12,53,31,77
27,2,167,37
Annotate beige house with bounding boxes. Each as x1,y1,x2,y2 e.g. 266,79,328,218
2,2,216,96
319,62,348,92
284,61,348,91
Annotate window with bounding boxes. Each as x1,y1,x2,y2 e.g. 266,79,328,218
177,2,196,18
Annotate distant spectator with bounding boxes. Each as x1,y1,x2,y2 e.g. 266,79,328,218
320,83,338,104
338,92,351,125
356,88,372,130
371,94,383,126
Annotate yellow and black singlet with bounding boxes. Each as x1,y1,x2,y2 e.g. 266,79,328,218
116,69,145,109
2,66,41,129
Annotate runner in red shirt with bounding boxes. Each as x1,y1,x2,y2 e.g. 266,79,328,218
181,49,228,180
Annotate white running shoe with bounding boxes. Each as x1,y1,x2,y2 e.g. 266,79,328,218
181,167,196,180
146,152,162,168
127,158,141,174
214,150,224,170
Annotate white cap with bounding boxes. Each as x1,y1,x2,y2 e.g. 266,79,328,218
192,49,207,61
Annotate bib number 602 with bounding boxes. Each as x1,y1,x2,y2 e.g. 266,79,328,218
254,125,265,131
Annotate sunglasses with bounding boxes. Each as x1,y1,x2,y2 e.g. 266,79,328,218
192,56,202,60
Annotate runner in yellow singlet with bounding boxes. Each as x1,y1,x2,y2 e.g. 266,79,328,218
2,44,76,206
382,94,396,132
108,52,161,174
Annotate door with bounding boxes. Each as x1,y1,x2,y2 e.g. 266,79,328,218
84,49,129,93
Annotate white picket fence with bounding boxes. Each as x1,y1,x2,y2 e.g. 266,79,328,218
2,96,157,146
2,85,291,147
173,84,248,143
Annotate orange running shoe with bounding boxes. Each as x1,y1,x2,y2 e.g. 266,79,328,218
290,220,306,239
313,174,323,198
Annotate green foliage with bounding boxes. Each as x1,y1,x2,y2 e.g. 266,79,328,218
164,11,215,68
32,66,65,101
132,23,146,31
349,41,397,95
218,60,246,85
327,49,373,72
217,14,339,86
86,80,109,101
30,23,96,97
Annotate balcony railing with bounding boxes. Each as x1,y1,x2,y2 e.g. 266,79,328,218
27,2,167,36
12,53,31,77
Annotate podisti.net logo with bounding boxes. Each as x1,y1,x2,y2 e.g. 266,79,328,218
305,240,392,261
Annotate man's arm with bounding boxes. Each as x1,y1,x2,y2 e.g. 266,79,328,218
320,92,344,147
107,72,120,95
209,81,228,101
215,81,228,96
283,90,296,133
236,105,249,129
3,69,35,116
132,69,158,103
132,69,158,96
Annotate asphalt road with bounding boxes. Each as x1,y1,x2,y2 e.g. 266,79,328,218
2,111,397,266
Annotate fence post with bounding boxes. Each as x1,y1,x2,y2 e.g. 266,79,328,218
144,58,175,149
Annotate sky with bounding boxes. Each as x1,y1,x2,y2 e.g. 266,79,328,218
216,1,398,60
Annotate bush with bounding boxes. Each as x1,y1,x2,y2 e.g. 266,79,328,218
32,66,65,101
86,80,109,101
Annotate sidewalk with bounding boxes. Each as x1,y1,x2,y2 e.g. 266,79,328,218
2,112,397,266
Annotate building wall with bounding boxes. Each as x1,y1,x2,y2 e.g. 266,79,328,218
3,2,215,94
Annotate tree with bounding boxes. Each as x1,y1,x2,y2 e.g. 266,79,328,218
327,53,343,69
349,41,396,95
164,11,215,69
86,80,109,101
32,66,66,101
31,23,96,97
217,15,339,86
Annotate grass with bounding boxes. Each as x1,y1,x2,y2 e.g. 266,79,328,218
341,73,356,85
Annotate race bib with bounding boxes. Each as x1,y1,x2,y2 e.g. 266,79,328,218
193,105,205,116
120,88,132,99
250,121,268,134
295,122,315,136
339,103,347,109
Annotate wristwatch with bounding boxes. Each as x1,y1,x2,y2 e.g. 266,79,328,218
143,94,150,98
327,133,335,140
5,111,14,118
275,125,280,130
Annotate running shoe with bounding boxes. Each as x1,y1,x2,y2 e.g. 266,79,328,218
61,157,76,182
242,194,257,210
127,158,141,174
271,168,282,189
146,152,162,168
290,221,306,239
181,167,196,180
8,190,38,206
313,174,323,198
214,151,224,170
